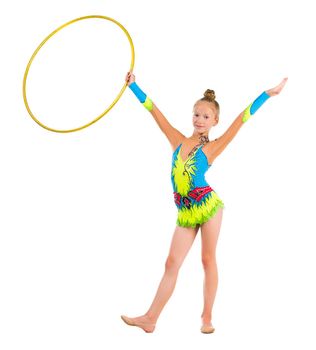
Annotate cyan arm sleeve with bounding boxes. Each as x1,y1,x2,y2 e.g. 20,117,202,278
242,91,270,123
128,82,153,111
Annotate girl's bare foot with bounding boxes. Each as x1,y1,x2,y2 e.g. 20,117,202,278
121,314,156,333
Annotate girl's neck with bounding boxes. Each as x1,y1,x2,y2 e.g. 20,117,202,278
189,132,209,144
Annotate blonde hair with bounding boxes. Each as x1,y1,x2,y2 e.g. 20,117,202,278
195,89,220,116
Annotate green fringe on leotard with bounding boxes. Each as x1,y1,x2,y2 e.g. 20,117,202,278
176,191,225,228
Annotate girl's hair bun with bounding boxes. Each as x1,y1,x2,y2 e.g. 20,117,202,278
195,88,220,115
203,89,216,102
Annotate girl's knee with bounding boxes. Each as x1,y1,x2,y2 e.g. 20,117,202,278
201,254,216,269
165,255,181,272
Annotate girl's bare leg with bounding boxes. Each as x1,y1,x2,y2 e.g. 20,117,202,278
200,207,224,326
122,224,199,332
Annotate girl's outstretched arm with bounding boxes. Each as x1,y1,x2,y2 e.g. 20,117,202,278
209,77,288,162
126,72,185,150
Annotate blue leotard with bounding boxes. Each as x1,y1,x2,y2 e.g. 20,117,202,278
171,142,224,228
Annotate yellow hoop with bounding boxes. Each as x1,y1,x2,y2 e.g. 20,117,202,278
22,15,135,133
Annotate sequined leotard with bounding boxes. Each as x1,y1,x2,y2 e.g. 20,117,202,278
171,142,225,228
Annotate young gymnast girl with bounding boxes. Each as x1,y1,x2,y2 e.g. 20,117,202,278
121,72,288,333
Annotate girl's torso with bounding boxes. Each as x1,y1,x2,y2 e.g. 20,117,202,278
171,140,213,196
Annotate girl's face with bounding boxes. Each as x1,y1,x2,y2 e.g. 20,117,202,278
192,101,218,133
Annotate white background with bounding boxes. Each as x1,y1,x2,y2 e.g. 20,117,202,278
1,0,315,349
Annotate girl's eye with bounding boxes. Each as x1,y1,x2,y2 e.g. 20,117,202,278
204,116,209,119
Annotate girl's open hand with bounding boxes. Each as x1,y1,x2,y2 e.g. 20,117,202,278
125,71,135,86
266,77,288,97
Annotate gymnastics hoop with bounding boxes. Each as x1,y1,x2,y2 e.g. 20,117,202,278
22,15,135,133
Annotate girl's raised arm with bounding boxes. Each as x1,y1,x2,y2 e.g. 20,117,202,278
126,72,185,150
209,78,288,162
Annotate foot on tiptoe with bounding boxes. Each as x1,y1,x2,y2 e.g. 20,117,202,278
121,314,156,333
